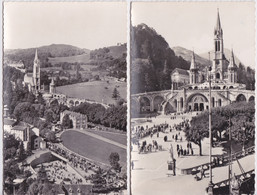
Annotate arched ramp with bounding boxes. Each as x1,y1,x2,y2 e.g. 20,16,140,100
249,96,255,102
153,96,164,112
236,94,247,102
139,96,151,113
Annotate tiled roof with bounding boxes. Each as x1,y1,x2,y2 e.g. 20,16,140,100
172,68,189,76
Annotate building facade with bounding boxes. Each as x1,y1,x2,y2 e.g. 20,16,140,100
132,10,254,114
60,110,88,130
4,119,31,150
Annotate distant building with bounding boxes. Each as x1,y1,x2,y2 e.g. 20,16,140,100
33,136,46,150
23,49,41,95
4,118,30,150
60,110,88,130
171,10,245,91
171,68,190,90
132,10,254,114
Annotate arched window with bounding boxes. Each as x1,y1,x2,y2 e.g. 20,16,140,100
216,73,220,79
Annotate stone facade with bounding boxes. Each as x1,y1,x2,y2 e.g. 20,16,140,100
132,10,255,115
60,110,88,130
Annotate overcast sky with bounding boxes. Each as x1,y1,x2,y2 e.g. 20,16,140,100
4,2,127,50
132,2,255,69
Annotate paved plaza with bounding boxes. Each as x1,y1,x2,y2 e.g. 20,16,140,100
131,113,254,195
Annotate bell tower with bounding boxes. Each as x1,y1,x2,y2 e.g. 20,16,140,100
212,9,225,81
33,49,40,95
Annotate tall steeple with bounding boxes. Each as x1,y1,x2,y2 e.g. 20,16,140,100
214,9,223,36
34,49,39,64
212,9,225,81
33,49,40,95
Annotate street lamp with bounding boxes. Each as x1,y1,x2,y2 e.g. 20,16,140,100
208,52,213,195
241,124,246,155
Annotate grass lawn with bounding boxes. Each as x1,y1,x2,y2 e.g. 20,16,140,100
56,80,126,105
61,130,126,166
87,130,127,145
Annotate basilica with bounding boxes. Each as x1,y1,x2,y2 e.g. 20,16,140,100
23,49,41,95
132,10,254,114
171,10,245,92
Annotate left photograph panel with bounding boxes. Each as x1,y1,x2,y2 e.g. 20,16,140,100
3,2,127,194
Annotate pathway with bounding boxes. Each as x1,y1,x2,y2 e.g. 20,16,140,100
131,113,254,195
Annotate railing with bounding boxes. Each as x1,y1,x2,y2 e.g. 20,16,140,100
179,146,255,175
213,169,255,189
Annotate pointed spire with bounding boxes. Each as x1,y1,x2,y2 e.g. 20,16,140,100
215,9,223,35
190,51,197,70
34,49,38,61
228,49,236,69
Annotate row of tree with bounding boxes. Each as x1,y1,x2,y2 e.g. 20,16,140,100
185,101,255,155
71,102,127,131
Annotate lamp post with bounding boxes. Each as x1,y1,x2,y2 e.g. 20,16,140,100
241,125,246,155
208,52,213,195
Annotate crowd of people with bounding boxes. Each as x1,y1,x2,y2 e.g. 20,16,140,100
39,161,84,184
48,143,100,178
132,123,169,141
176,142,194,157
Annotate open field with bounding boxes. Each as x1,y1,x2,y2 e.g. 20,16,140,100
56,80,126,105
61,130,126,166
48,53,91,64
88,130,127,145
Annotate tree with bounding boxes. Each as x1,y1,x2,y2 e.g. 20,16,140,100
62,114,73,129
112,88,120,99
18,142,26,161
109,152,121,172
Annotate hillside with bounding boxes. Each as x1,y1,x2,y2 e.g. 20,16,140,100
5,44,87,58
131,24,190,94
172,46,210,68
4,44,88,71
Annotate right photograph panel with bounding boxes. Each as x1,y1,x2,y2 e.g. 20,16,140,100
130,2,255,195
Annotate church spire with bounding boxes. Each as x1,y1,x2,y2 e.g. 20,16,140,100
214,9,223,36
228,49,236,69
34,49,40,64
35,49,38,60
190,51,197,70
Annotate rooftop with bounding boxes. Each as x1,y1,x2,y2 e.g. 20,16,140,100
172,68,189,76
